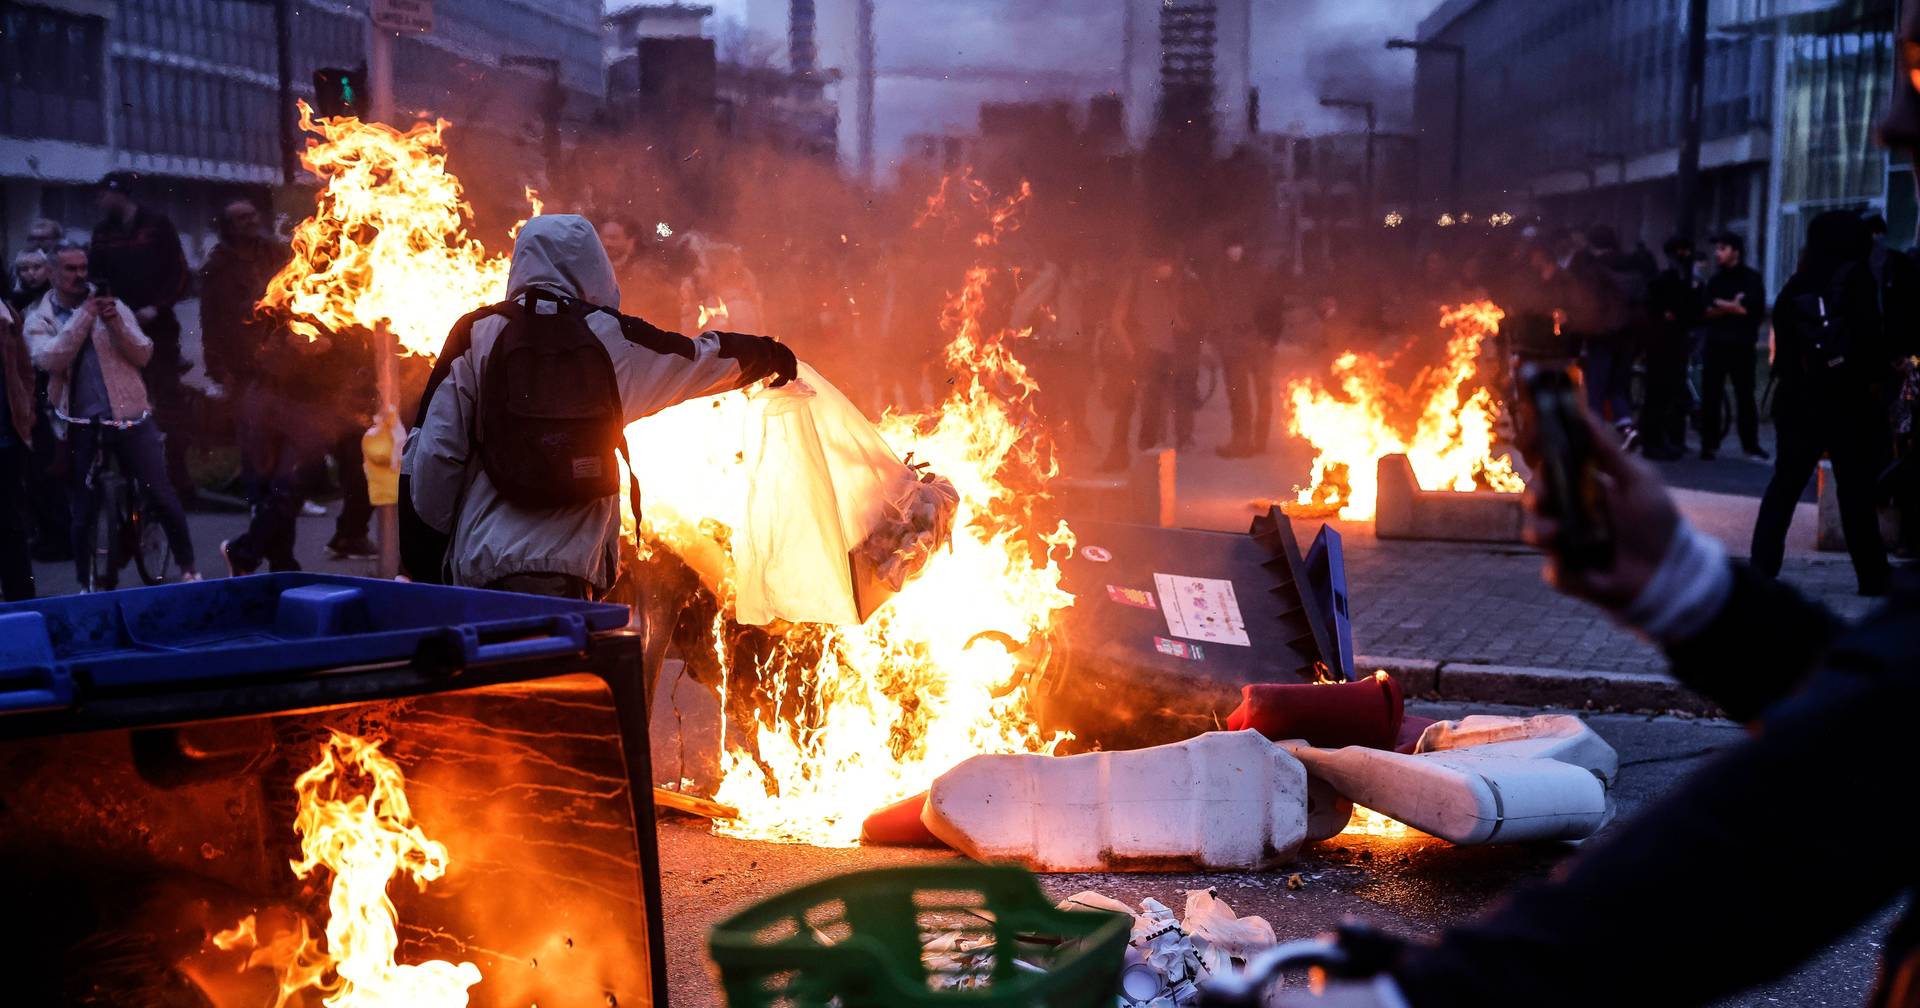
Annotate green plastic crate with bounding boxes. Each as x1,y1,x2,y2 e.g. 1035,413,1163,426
708,865,1131,1007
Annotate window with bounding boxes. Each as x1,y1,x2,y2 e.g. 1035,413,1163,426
0,2,107,143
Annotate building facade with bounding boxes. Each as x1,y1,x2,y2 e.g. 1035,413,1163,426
1411,0,1898,291
2,0,604,263
1121,0,1253,156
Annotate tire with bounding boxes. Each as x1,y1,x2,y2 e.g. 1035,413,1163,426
132,503,176,586
91,471,127,591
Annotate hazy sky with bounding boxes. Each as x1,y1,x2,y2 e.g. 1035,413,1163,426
685,0,1449,167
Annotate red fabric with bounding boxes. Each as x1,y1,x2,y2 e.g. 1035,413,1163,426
1226,674,1405,750
859,791,948,848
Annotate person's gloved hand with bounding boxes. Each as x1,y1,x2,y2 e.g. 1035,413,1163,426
1521,405,1683,611
715,331,799,388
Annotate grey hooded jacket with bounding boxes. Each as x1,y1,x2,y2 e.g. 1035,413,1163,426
405,214,744,591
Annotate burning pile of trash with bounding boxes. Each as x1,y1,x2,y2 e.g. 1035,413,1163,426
1287,301,1526,520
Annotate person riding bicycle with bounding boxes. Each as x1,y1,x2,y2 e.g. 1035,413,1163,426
23,244,198,590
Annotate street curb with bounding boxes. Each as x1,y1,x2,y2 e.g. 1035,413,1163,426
1357,654,1726,718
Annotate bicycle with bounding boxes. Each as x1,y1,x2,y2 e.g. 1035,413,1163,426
79,420,179,591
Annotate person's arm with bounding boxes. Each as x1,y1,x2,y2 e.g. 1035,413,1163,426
151,214,189,314
26,303,92,375
1390,646,1919,1007
1526,408,1835,718
100,298,153,367
605,313,792,420
408,350,477,535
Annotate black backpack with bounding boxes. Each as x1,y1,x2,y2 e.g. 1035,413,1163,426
476,287,625,508
1786,264,1860,378
401,289,670,583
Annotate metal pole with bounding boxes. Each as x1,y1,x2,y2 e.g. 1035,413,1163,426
1450,48,1465,213
274,0,295,186
1676,0,1709,240
1364,102,1377,227
368,22,399,578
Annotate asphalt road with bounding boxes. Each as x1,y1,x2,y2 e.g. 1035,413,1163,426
658,701,1888,1008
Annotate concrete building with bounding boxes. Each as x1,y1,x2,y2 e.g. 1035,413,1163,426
606,2,838,160
739,0,872,178
1122,0,1254,155
1,0,605,262
1410,0,1898,291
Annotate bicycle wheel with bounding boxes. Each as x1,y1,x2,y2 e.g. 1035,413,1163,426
92,472,127,591
131,502,177,586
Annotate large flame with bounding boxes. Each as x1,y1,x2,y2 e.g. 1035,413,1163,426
1288,300,1524,520
259,102,516,357
205,732,480,1007
627,173,1071,847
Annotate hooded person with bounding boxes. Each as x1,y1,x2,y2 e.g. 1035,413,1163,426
404,214,796,598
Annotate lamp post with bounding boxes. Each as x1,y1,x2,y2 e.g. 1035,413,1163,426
1320,96,1377,228
1386,37,1465,216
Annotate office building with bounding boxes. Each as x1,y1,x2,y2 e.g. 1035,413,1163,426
2,0,604,260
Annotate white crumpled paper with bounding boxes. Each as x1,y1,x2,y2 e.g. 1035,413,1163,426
1055,889,1279,1007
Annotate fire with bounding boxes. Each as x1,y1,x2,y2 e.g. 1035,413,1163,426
696,296,730,330
626,172,1069,846
1287,300,1524,520
259,102,517,357
205,732,480,1007
1343,804,1416,838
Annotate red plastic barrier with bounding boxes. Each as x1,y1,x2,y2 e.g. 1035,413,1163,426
1395,714,1438,754
1226,673,1405,750
859,791,948,848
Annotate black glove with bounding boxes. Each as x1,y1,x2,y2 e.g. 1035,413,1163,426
715,331,799,388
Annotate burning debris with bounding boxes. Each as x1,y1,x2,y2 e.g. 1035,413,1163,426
1287,301,1525,520
259,102,523,358
202,731,481,1007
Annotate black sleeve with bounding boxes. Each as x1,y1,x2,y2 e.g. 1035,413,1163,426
1661,561,1845,723
1392,598,1920,1008
154,214,190,309
714,331,798,387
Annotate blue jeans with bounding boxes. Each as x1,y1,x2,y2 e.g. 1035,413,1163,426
68,418,195,587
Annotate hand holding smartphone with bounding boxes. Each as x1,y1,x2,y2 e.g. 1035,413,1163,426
1516,362,1615,572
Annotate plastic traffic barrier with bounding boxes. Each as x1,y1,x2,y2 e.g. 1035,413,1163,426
859,791,945,848
1282,741,1613,846
1225,673,1404,750
1414,714,1619,786
924,730,1309,872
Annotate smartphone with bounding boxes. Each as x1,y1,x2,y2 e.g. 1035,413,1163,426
1516,362,1614,571
91,280,112,300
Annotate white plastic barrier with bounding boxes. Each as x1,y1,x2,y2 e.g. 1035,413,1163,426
1414,713,1619,786
1283,741,1613,846
924,730,1310,872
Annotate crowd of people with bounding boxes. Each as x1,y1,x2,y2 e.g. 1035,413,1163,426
0,172,381,601
3,166,1915,601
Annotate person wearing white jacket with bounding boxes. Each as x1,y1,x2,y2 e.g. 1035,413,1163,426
405,214,794,598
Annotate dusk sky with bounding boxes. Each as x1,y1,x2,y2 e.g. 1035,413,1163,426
688,0,1448,168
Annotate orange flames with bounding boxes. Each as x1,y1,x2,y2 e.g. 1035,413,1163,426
205,732,480,1007
1288,301,1524,520
626,172,1070,846
259,102,521,358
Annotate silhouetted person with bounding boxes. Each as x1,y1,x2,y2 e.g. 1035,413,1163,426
1752,211,1892,596
89,172,195,506
1642,237,1703,460
1698,231,1768,461
1211,236,1284,458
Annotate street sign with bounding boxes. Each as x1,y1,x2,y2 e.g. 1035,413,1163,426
371,0,432,32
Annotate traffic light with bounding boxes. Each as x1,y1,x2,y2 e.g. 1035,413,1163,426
312,67,367,120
